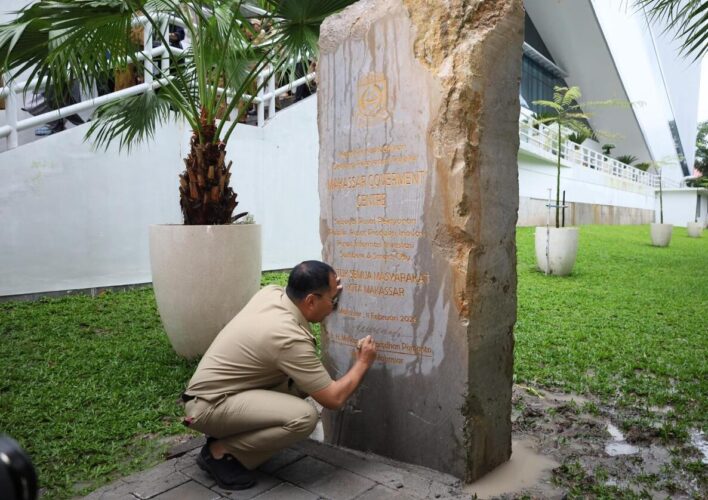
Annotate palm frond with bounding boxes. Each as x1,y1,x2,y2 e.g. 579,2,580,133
1,0,356,153
87,88,173,152
533,99,562,112
0,0,138,96
635,0,708,60
266,0,356,77
566,121,593,138
560,86,582,107
580,98,635,109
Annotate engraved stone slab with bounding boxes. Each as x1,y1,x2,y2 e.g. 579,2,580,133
318,0,522,480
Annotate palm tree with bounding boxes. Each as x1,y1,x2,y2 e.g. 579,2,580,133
635,0,708,60
533,86,594,228
533,86,630,228
0,0,355,225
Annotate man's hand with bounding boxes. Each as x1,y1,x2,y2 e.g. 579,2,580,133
311,335,377,410
355,335,377,367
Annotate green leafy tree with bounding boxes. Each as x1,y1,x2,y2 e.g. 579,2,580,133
0,0,355,224
533,86,627,228
695,120,708,175
635,0,708,60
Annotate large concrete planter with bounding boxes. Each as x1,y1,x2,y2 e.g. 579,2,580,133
149,224,261,358
650,223,672,247
535,227,579,276
687,221,703,238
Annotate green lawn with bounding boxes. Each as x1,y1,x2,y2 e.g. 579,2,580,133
0,225,705,498
515,225,707,437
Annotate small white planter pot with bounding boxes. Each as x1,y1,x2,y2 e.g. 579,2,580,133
687,222,703,238
650,223,673,247
535,227,579,276
149,224,262,358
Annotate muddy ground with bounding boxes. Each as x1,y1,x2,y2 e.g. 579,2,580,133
482,385,708,499
154,385,705,499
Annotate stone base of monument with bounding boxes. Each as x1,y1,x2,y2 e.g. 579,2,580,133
649,223,673,247
534,227,579,276
687,221,703,238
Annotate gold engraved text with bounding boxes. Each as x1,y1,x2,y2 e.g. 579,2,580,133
345,283,405,297
356,193,386,207
337,145,405,159
333,155,418,171
328,170,426,191
333,217,417,226
337,269,430,285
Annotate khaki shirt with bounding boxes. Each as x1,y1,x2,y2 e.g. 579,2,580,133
185,285,333,399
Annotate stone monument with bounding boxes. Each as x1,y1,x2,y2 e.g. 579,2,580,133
318,0,523,480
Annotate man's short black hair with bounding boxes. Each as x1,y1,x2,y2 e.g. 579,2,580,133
286,261,335,301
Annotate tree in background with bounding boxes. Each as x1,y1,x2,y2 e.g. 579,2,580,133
695,120,707,176
685,121,708,188
534,86,628,228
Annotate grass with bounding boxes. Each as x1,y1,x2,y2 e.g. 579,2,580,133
515,225,707,435
1,225,706,498
0,289,196,498
0,274,288,498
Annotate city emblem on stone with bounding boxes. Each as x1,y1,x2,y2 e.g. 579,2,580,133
355,73,389,127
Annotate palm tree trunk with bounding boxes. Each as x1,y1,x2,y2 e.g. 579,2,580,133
178,110,242,224
659,170,664,224
556,122,561,228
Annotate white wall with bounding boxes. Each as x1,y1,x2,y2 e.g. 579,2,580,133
0,97,321,296
518,153,655,211
656,189,708,227
233,98,321,269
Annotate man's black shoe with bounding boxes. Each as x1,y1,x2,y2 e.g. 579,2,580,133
196,444,256,490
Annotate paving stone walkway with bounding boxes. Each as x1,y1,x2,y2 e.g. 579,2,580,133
83,437,466,500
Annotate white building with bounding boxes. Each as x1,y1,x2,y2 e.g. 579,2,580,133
519,0,702,226
0,0,703,297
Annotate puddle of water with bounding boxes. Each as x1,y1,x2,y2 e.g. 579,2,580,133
463,440,559,499
649,405,673,415
605,423,640,456
606,441,641,456
607,423,624,440
543,390,590,405
689,429,708,464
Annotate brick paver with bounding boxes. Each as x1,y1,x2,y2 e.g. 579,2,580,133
83,434,464,500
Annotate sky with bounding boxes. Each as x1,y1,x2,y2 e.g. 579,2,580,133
699,59,708,122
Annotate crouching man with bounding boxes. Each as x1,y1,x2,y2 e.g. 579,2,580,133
182,260,377,490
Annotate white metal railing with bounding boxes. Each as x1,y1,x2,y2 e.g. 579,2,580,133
518,108,659,188
0,14,316,150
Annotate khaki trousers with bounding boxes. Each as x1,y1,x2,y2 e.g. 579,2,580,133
184,383,317,470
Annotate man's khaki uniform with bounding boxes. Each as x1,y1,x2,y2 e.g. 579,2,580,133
184,285,333,469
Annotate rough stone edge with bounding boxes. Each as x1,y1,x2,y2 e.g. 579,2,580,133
399,0,524,482
319,0,396,53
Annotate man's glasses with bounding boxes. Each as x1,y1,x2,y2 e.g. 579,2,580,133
314,292,339,310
